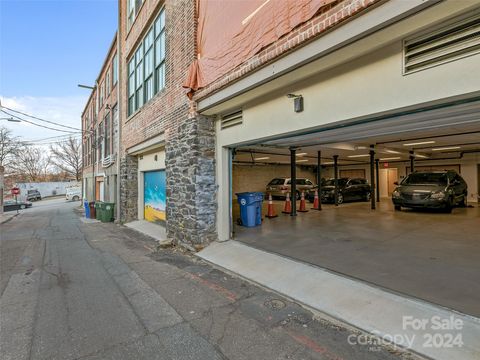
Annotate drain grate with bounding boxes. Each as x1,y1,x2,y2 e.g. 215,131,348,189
264,299,286,310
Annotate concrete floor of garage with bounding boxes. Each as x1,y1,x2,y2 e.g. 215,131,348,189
233,199,480,317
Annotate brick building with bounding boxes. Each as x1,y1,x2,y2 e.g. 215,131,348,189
117,0,216,248
84,0,479,253
81,35,119,204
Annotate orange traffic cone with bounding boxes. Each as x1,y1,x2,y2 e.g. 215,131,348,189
298,191,308,212
265,193,278,218
282,192,292,214
311,189,321,210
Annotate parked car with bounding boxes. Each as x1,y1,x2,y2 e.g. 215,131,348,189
3,199,33,212
26,189,42,201
308,177,371,204
392,170,467,213
266,177,315,199
66,187,81,201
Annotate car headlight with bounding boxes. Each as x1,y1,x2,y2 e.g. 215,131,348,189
392,190,400,198
430,191,445,200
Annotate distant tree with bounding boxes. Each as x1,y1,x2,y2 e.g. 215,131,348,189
11,146,52,182
0,126,22,169
50,137,82,181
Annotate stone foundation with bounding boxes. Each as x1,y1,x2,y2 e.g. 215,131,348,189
120,155,138,223
165,114,217,247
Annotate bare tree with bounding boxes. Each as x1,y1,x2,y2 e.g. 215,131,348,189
11,146,52,182
50,137,82,181
0,126,22,169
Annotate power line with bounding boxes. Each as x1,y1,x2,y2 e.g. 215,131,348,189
22,134,82,143
0,104,82,131
0,109,81,134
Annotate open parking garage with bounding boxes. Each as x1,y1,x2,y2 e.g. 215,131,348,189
228,98,480,317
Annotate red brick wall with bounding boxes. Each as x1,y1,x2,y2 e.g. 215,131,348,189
81,37,118,170
193,0,382,101
119,0,196,154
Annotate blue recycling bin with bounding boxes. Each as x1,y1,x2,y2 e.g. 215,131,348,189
84,200,90,218
236,192,264,227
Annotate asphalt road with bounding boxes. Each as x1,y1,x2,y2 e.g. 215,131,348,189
0,200,421,360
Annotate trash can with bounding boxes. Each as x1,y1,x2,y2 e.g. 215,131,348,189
236,192,264,227
94,202,103,220
88,201,96,219
101,202,115,223
84,200,90,218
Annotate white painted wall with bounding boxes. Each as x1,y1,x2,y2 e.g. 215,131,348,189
137,149,165,220
17,181,80,200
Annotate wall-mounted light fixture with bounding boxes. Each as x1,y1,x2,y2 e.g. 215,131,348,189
286,93,303,113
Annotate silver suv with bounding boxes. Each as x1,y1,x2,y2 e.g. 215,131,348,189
266,177,315,199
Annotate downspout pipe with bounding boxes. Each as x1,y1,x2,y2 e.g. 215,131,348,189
115,5,122,223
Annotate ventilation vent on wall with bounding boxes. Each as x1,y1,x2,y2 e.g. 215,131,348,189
403,13,480,74
221,110,243,129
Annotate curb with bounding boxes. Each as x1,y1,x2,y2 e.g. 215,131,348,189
0,212,19,225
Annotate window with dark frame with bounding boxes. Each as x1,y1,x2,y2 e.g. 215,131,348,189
104,113,111,158
127,8,166,117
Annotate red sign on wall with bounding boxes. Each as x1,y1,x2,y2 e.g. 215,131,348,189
11,187,20,195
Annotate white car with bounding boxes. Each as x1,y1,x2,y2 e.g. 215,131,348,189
66,187,81,201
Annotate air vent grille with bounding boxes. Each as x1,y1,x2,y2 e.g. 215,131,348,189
221,110,243,129
404,14,480,74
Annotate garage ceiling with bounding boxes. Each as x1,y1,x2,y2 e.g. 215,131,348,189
234,97,480,166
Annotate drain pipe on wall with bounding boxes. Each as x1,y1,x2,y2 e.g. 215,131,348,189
115,12,122,223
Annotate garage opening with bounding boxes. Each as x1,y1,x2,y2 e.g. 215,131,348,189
228,99,480,317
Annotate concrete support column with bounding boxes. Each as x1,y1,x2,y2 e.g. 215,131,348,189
375,158,380,202
316,151,322,210
333,155,339,206
370,146,376,210
410,151,415,173
290,148,297,216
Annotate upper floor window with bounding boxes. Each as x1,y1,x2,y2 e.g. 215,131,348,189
127,0,144,29
103,113,111,158
127,8,166,117
106,70,111,95
112,53,118,85
100,81,105,107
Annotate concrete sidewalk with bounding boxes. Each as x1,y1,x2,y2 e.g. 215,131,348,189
0,211,19,225
198,240,480,360
124,220,167,242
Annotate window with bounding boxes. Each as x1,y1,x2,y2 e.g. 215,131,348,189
100,81,104,107
112,54,118,84
127,0,144,29
104,113,111,157
127,8,166,116
106,70,111,95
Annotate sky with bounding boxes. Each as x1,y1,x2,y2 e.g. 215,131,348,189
0,0,118,144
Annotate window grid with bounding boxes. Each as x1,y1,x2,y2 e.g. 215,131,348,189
127,8,165,117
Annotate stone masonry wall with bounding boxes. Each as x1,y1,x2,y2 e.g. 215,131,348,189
166,114,216,248
119,155,138,223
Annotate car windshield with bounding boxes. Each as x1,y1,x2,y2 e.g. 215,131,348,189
323,179,348,187
268,178,285,185
402,173,448,185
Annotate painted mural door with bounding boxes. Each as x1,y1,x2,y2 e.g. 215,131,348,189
144,170,166,225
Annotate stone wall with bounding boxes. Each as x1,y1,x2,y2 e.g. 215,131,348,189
119,155,138,223
166,114,216,248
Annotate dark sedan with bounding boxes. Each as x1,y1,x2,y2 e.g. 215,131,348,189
308,178,371,204
392,170,467,213
3,200,32,212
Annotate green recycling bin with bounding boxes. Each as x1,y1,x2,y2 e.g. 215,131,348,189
94,202,103,220
101,202,115,222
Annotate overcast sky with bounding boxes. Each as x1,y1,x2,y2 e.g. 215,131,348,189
0,0,117,144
